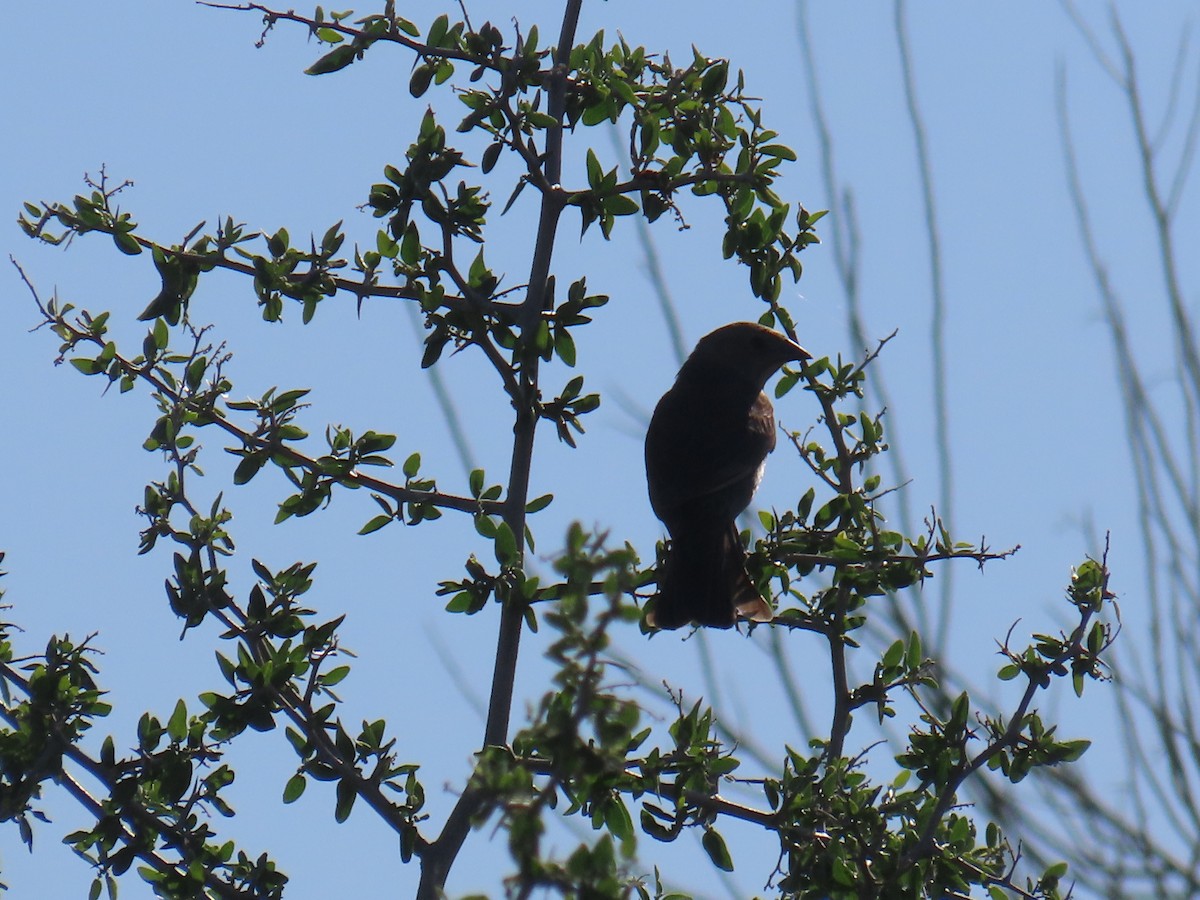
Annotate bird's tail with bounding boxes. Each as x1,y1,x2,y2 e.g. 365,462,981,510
649,520,773,629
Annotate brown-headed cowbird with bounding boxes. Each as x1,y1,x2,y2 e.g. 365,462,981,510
645,322,810,629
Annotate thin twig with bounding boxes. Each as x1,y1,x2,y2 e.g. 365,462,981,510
894,0,955,654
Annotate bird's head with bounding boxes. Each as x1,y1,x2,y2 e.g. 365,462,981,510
680,322,811,390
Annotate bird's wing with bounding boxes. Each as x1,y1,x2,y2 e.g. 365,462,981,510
647,389,777,517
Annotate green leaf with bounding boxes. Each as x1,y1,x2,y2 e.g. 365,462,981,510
283,774,307,803
882,639,904,670
494,521,518,566
585,148,603,189
306,45,357,75
581,99,615,126
233,454,266,486
138,287,181,323
403,452,421,478
153,317,169,349
376,229,399,258
701,829,734,871
604,194,639,216
603,798,634,843
481,141,502,174
334,777,356,822
400,222,421,265
444,592,476,613
322,665,351,686
1044,861,1069,880
354,433,393,457
410,63,435,98
760,143,798,161
358,514,392,535
166,699,188,742
831,855,856,886
525,110,557,129
554,327,576,366
113,230,142,255
949,692,970,730
700,60,729,97
422,330,446,368
268,228,289,256
1056,739,1090,762
321,220,344,256
468,248,490,288
905,631,922,670
185,355,207,391
271,388,311,412
427,13,449,46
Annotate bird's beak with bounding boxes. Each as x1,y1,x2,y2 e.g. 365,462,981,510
783,338,811,363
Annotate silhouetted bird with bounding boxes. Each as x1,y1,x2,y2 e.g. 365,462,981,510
645,322,810,629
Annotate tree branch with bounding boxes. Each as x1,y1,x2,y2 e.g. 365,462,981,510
417,4,584,897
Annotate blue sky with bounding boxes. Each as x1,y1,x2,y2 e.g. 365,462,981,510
1,2,1193,897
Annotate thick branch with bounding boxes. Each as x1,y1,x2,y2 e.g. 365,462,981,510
416,4,583,898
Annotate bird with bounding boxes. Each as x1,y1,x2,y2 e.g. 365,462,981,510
644,322,810,629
